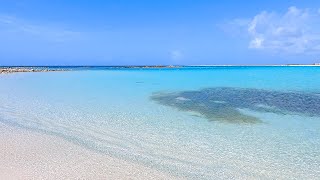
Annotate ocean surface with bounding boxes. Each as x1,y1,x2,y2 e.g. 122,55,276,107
0,66,320,179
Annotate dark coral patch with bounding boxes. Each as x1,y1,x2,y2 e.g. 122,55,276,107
151,87,320,123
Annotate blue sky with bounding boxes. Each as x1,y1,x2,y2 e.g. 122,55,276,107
1,0,320,65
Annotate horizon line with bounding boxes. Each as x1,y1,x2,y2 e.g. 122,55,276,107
1,64,320,67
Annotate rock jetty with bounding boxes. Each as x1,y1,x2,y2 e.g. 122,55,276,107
0,67,66,74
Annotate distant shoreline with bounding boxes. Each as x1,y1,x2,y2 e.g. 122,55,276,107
1,64,319,74
187,64,320,67
0,67,69,74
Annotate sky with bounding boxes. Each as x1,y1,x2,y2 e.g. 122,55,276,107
0,0,320,65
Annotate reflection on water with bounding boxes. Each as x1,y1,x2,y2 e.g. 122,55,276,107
151,87,320,123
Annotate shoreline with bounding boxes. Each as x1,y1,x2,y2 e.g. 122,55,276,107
0,123,176,180
1,64,319,74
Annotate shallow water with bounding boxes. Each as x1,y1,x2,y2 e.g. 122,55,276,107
0,67,320,179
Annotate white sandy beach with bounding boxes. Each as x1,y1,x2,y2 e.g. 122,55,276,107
0,123,176,180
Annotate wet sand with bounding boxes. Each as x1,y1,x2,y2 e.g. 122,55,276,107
0,123,176,180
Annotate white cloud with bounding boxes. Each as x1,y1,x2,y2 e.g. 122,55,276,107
230,7,320,54
249,37,264,49
0,14,80,42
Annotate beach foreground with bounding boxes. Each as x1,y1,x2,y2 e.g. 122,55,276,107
0,123,175,180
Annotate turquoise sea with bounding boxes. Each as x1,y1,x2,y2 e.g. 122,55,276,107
0,66,320,179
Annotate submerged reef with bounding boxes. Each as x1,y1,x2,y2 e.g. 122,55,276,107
151,87,320,123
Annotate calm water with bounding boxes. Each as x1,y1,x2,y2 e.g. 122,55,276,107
0,67,320,179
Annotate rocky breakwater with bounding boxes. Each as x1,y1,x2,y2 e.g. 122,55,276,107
0,67,66,74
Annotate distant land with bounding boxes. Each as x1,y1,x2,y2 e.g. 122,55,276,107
1,64,320,74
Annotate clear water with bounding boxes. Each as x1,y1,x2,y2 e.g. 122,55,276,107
0,67,320,179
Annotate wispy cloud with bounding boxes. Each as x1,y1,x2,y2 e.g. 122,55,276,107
170,50,184,62
219,18,250,36
0,14,81,42
226,7,320,54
